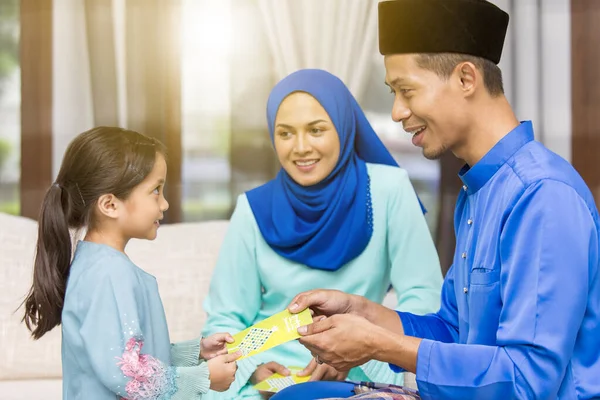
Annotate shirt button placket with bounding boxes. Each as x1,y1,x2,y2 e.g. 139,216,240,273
462,246,468,295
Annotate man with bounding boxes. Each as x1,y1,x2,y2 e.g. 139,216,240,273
287,0,600,399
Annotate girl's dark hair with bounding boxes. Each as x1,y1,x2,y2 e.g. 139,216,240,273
22,126,166,339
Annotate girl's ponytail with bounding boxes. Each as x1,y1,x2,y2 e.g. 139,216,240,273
22,183,74,339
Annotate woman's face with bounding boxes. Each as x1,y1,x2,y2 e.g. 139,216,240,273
273,92,341,186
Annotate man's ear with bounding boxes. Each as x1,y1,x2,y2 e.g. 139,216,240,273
455,61,478,97
96,193,120,219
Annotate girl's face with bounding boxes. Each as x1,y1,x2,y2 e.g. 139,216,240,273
117,152,169,241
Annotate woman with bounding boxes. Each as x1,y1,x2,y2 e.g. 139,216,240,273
202,69,442,399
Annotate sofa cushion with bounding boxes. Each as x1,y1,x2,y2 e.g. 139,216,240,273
0,379,62,400
0,213,63,380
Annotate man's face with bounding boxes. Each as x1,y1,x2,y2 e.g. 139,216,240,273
384,54,470,160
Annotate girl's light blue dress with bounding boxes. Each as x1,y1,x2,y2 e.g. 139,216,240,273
61,241,210,399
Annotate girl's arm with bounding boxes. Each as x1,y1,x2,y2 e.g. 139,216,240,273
170,338,201,367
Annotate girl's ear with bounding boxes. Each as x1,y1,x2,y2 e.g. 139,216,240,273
96,194,121,219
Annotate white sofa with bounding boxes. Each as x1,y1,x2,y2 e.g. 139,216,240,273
0,212,409,399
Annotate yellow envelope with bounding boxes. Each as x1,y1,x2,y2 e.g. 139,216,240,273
226,308,313,360
253,366,310,393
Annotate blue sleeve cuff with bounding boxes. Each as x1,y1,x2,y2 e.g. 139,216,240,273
415,339,436,400
415,339,433,382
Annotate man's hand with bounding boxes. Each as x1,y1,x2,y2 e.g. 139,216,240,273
299,314,420,373
250,361,290,385
297,357,349,382
288,289,362,318
289,289,404,335
297,314,380,371
201,332,234,360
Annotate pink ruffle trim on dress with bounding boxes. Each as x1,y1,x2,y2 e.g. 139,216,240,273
116,337,177,400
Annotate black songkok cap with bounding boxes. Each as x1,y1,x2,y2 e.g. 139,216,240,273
378,0,509,64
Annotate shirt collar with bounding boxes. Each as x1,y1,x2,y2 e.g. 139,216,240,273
459,121,534,195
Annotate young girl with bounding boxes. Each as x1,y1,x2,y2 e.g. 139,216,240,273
22,127,240,399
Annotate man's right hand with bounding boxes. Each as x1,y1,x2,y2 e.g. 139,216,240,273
288,289,404,335
287,289,362,318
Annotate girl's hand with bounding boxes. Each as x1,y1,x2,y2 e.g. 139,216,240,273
208,351,241,392
201,332,234,360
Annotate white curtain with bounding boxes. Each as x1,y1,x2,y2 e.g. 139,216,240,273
52,0,126,176
52,0,182,175
53,0,184,220
491,0,571,161
52,0,95,176
257,0,379,101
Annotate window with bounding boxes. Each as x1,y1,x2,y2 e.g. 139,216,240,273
0,0,20,215
181,0,233,221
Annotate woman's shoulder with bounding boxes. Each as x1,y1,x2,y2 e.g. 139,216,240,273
366,162,409,178
231,193,256,221
366,163,410,194
234,192,251,208
225,193,263,241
